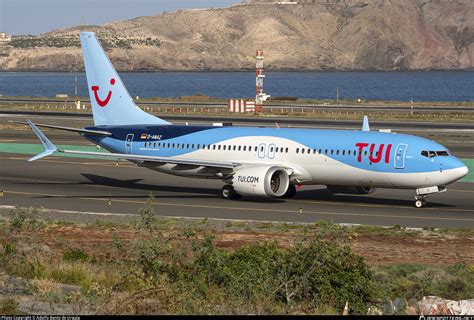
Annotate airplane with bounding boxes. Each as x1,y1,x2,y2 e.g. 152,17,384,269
19,32,468,208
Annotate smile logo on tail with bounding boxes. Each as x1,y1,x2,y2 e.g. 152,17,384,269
91,78,115,107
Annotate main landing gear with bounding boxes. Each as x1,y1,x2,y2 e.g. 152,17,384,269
221,185,241,200
283,184,297,199
414,196,427,208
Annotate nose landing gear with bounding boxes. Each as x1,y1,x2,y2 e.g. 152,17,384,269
413,186,446,208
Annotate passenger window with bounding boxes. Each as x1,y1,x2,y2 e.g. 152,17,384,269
331,150,334,155
364,151,368,156
270,147,274,152
286,147,289,153
296,148,299,154
218,145,221,150
342,150,345,156
233,146,236,151
254,146,258,152
213,145,216,150
238,146,241,151
336,150,339,155
243,146,246,151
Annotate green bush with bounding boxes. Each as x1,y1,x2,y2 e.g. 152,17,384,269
0,298,19,314
373,262,474,301
63,248,90,263
125,224,374,314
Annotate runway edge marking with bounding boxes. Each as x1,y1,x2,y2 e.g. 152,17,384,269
3,190,474,222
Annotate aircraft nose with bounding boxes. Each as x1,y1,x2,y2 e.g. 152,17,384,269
455,165,469,180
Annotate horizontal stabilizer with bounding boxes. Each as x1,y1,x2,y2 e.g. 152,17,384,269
10,121,111,136
26,119,58,161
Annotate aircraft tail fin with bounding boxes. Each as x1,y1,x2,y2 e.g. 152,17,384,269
80,32,170,126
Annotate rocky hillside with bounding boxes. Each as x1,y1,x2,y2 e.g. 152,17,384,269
0,0,473,71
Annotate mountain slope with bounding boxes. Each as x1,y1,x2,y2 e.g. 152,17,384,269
0,0,472,71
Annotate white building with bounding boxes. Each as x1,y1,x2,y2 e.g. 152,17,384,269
0,32,12,43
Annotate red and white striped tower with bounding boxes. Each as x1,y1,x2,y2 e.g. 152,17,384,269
255,50,269,112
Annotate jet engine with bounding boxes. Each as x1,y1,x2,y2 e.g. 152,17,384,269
232,166,290,197
327,186,376,195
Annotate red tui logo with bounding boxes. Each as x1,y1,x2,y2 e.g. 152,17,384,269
91,78,115,107
356,143,393,163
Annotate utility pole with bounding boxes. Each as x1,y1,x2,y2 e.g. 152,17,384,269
74,72,78,97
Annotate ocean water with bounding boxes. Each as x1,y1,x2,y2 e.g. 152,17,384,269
0,71,473,102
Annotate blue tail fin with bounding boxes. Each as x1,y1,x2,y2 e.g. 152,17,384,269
80,32,170,126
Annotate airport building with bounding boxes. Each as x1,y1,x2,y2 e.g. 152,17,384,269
0,32,12,43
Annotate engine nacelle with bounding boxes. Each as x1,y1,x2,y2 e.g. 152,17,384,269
232,166,290,197
327,186,376,195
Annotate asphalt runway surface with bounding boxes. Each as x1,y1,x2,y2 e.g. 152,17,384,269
1,151,473,229
3,110,474,130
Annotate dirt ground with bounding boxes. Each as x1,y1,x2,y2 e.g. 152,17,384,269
4,223,473,266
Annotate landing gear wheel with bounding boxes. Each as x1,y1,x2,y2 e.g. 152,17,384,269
414,194,428,208
221,185,241,200
414,199,424,208
283,184,297,198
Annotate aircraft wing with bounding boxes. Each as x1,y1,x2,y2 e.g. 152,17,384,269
26,120,237,169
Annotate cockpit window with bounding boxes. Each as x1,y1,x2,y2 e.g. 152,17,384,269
421,150,450,158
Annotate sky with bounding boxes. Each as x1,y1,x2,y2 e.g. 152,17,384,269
0,0,240,35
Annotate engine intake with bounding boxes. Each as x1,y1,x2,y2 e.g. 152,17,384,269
233,166,290,197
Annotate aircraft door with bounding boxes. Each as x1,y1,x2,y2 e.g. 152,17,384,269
268,144,276,159
394,143,407,169
258,143,266,159
125,134,134,154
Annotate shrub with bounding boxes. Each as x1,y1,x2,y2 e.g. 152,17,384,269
63,248,90,263
0,298,19,314
136,193,157,232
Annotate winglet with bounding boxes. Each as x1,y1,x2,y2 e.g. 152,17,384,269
362,115,370,132
26,119,58,161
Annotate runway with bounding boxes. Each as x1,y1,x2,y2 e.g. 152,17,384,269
1,152,473,228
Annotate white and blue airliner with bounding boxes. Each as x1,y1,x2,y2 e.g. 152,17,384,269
23,32,468,208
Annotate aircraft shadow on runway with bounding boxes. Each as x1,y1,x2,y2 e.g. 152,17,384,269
13,172,455,208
